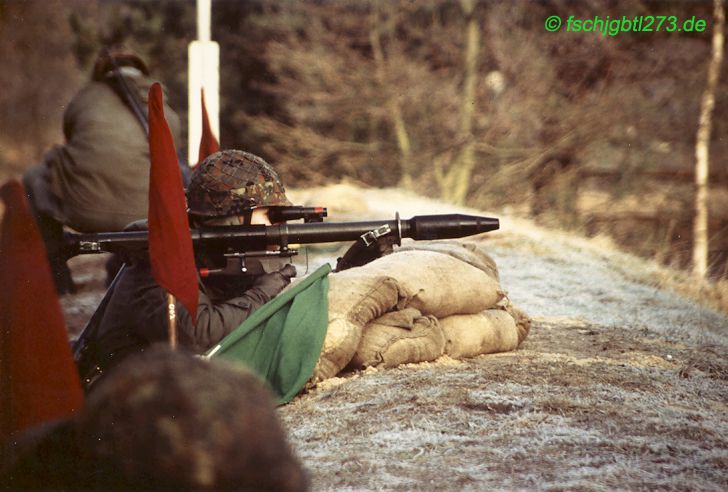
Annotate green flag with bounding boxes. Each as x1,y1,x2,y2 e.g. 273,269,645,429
205,264,330,404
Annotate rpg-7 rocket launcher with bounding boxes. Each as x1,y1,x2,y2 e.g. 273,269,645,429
62,207,500,275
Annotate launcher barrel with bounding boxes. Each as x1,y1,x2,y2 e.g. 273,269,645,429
64,214,499,258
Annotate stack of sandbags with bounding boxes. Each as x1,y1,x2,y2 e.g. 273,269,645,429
310,270,403,383
311,241,531,384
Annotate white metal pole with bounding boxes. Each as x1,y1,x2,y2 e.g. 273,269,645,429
188,0,220,166
197,0,211,41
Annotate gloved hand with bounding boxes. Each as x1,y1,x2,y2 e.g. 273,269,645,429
252,263,297,299
335,235,396,272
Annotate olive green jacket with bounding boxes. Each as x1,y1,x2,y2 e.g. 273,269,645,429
75,259,275,383
45,71,181,232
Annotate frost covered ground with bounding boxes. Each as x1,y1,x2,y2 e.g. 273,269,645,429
61,185,728,491
280,185,728,491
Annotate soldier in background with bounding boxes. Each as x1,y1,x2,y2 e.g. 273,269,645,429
22,45,182,294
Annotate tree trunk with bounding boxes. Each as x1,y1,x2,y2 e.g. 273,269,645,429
370,4,413,189
693,0,725,278
437,0,480,205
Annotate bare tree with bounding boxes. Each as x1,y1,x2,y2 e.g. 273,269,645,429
242,1,462,187
235,0,728,278
435,0,481,205
693,0,725,278
369,2,413,189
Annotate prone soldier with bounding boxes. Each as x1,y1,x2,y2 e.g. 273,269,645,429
74,150,299,388
71,149,500,390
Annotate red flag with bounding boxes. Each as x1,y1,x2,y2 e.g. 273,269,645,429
196,87,220,167
0,180,84,441
148,83,198,322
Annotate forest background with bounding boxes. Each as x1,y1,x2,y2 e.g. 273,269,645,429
1,0,727,284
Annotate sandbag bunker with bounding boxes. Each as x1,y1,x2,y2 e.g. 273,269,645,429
311,240,531,385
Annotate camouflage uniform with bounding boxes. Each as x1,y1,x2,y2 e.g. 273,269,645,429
75,151,296,387
2,347,308,491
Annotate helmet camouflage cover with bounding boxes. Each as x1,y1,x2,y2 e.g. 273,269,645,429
187,150,291,217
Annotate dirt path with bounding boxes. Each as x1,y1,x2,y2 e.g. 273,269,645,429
60,185,728,490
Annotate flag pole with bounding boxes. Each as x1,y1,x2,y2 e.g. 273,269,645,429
147,82,199,349
167,293,177,349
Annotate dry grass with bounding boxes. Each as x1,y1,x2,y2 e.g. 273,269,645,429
646,267,728,319
491,214,728,319
590,236,728,319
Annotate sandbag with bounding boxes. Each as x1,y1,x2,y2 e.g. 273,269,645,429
349,308,444,369
396,240,500,282
310,270,403,383
500,298,531,344
441,309,520,359
352,250,504,318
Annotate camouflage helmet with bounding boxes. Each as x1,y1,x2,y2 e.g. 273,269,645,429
187,149,291,217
